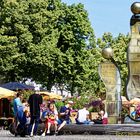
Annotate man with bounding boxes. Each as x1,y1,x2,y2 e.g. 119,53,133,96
13,92,23,136
76,104,91,124
28,88,43,136
57,101,73,132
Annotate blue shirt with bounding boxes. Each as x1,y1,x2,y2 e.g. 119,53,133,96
13,97,22,116
60,106,71,121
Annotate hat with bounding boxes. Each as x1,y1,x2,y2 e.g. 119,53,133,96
68,100,74,104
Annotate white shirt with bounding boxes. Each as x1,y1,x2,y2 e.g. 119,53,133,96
77,108,89,122
54,109,58,120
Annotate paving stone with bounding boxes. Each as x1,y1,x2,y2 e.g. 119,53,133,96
0,130,140,140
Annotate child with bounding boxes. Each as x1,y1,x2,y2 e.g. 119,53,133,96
42,103,58,136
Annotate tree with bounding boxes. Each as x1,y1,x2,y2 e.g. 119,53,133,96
0,0,130,98
0,0,27,82
0,0,96,95
53,3,96,94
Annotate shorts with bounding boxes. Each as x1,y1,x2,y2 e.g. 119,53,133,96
47,118,55,125
57,119,71,125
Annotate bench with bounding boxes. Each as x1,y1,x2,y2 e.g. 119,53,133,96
59,124,140,135
9,121,140,135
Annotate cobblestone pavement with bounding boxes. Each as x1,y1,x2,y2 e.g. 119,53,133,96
1,130,140,140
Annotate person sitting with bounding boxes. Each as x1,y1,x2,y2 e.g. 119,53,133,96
76,104,92,124
135,107,140,120
93,110,104,124
42,103,58,136
92,110,108,124
57,101,74,132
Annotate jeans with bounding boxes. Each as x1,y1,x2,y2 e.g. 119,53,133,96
76,118,92,125
57,119,71,125
29,115,40,135
17,106,24,123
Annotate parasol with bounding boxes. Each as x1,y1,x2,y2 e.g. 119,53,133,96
39,91,62,100
130,97,140,105
0,87,16,99
0,82,34,90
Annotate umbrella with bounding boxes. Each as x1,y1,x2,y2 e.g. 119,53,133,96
0,87,16,99
0,82,34,91
39,91,62,100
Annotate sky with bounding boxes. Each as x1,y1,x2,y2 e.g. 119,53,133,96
61,0,136,38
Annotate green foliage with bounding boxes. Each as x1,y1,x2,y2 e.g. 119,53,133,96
0,0,96,96
88,106,100,113
121,106,129,117
55,101,64,111
71,95,89,110
20,90,34,100
65,92,100,110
